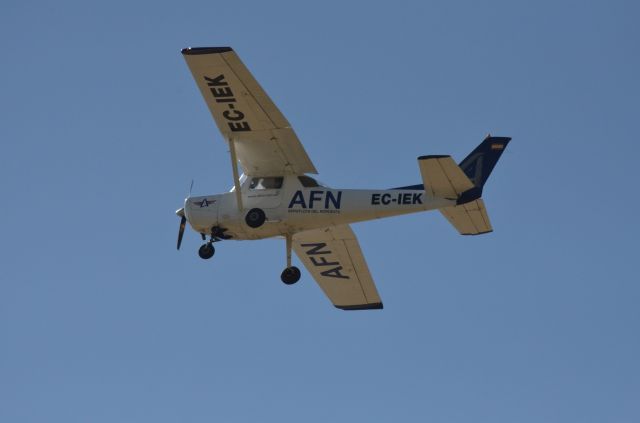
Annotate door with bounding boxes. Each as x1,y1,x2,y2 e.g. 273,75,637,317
244,176,284,209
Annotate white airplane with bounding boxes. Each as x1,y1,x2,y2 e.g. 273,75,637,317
176,47,511,310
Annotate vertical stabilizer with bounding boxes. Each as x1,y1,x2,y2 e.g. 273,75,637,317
458,136,511,189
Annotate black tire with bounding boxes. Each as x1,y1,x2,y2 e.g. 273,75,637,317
198,243,215,259
280,266,301,285
245,208,266,228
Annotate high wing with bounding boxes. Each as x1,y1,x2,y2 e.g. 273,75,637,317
182,47,317,177
293,225,383,310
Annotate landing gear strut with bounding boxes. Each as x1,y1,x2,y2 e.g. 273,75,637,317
197,227,230,260
281,233,301,285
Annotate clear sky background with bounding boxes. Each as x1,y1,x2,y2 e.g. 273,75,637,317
1,1,639,422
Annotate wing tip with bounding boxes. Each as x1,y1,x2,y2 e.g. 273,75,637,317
461,229,493,236
181,46,233,55
335,302,384,311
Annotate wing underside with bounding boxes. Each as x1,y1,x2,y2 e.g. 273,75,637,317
182,47,317,176
293,225,383,310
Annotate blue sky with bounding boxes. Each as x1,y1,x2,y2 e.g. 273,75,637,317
1,1,639,422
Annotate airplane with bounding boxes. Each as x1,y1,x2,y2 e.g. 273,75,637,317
176,47,511,310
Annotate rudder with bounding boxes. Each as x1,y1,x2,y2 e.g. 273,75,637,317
458,135,511,190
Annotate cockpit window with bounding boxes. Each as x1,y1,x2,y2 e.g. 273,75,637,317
298,176,321,187
249,177,283,190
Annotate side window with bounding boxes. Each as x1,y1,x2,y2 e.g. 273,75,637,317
249,177,284,190
298,176,320,187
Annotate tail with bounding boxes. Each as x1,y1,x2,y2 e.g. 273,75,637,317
417,135,511,235
458,135,511,194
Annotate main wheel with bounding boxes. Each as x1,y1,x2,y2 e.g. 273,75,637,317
198,243,215,259
281,266,301,285
245,208,266,228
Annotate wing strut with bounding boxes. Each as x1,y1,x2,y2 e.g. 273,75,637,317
228,137,244,211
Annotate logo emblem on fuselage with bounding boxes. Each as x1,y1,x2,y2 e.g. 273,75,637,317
288,190,342,210
191,198,216,208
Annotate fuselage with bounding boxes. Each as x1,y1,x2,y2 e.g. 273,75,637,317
183,174,455,240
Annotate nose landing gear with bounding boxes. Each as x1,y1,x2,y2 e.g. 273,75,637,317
198,242,215,259
196,226,230,260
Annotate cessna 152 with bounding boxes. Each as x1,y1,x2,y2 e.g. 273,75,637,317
176,47,511,310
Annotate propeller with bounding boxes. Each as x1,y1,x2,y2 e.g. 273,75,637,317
176,180,193,251
176,208,186,250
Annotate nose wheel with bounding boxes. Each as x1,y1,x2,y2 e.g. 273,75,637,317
195,227,231,260
198,242,215,259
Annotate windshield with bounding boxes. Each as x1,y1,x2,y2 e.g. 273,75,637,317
229,174,248,192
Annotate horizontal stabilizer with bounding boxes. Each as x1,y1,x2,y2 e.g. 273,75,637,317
440,199,492,235
418,155,475,200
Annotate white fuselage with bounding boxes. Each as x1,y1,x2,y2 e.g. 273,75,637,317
183,175,455,240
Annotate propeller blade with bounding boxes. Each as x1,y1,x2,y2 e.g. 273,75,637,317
177,215,186,250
